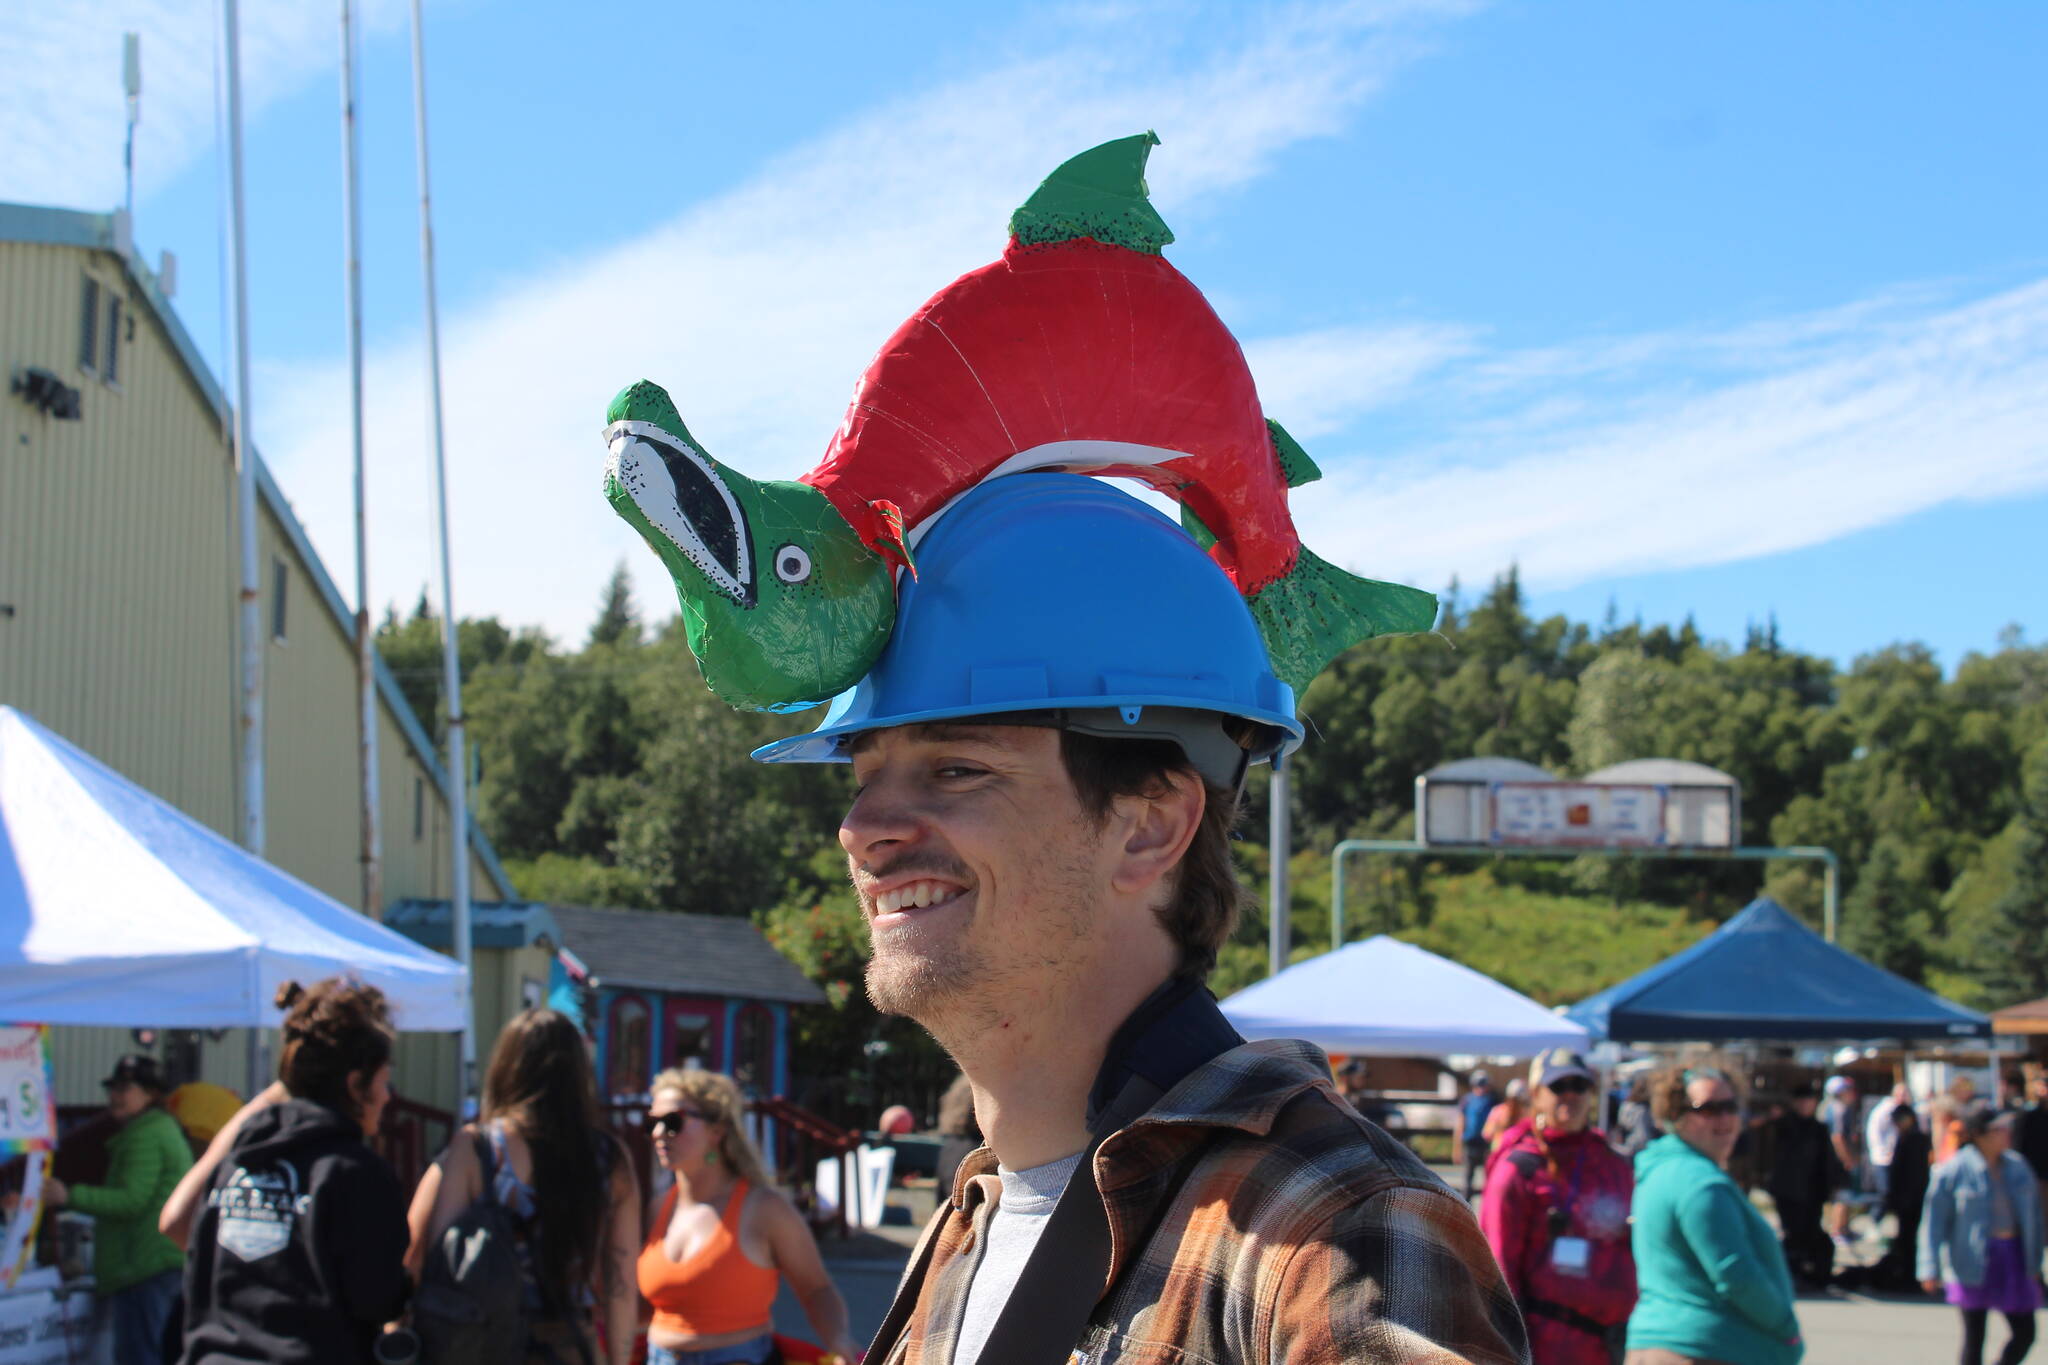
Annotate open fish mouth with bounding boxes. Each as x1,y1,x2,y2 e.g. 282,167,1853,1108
605,419,753,605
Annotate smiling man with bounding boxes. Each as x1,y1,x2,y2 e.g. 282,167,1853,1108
741,472,1526,1365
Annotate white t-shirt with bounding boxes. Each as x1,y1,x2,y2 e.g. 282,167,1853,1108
953,1151,1084,1365
1866,1097,1901,1168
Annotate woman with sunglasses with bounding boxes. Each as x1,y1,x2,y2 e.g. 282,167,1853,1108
1480,1048,1636,1365
637,1069,857,1365
1626,1067,1803,1365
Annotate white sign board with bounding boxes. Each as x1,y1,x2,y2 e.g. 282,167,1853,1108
1491,782,1665,847
0,1030,53,1151
812,1144,898,1230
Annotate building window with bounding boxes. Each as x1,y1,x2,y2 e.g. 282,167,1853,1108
412,776,425,841
78,277,99,372
105,295,123,384
270,557,288,641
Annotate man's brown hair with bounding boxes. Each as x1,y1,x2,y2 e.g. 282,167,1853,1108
1058,731,1245,979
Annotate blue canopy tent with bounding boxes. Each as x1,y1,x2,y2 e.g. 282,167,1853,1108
1567,896,1990,1043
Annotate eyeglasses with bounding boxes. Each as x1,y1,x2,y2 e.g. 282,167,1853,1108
645,1108,716,1138
1547,1078,1593,1097
1686,1099,1740,1118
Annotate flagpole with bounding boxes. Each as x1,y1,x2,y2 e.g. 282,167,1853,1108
406,0,474,1106
220,0,263,861
220,0,267,1098
339,0,382,921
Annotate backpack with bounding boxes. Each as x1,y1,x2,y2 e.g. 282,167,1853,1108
412,1132,536,1365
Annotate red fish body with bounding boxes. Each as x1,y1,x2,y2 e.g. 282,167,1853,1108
804,237,1300,595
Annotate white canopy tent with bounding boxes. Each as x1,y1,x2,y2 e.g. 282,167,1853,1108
1220,935,1591,1057
0,707,465,1030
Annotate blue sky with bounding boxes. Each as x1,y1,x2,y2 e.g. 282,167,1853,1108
11,0,2046,671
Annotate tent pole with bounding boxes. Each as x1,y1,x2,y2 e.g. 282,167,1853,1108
406,0,473,1106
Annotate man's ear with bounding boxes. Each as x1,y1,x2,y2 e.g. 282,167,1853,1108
1108,769,1205,899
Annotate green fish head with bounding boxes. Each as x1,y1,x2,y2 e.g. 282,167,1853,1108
603,381,895,711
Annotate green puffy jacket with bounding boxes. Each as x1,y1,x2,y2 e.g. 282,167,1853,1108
66,1106,192,1294
1628,1134,1803,1365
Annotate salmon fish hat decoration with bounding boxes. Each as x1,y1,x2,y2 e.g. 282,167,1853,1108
604,133,1437,713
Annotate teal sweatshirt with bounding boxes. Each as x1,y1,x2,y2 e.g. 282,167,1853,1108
1628,1134,1803,1365
65,1106,192,1295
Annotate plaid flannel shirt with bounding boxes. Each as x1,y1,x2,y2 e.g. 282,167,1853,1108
879,1039,1529,1365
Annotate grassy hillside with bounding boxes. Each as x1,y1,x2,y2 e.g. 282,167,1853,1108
1215,865,1716,1007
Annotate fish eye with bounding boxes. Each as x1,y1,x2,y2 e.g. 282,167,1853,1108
773,544,812,584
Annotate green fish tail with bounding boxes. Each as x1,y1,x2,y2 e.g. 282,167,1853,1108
1251,547,1438,696
1010,132,1175,255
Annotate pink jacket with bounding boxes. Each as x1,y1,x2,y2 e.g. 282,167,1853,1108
1480,1121,1638,1365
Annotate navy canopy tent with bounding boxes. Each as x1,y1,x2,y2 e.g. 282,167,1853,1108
1567,896,1990,1043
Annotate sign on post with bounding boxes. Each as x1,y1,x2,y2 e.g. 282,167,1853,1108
1415,757,1738,850
1492,782,1665,847
0,1026,56,1291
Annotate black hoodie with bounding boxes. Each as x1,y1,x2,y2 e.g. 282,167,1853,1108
178,1098,410,1365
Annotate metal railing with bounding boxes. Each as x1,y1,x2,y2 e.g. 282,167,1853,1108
377,1093,455,1192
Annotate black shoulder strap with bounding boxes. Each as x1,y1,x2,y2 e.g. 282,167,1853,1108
864,978,1242,1365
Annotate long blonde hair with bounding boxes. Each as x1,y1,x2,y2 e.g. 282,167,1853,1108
651,1068,776,1191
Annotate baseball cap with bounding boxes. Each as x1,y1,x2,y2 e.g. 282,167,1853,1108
1823,1074,1853,1096
1470,1070,1491,1087
1534,1048,1594,1091
102,1054,167,1093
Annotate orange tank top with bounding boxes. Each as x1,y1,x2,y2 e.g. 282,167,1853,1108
638,1178,780,1337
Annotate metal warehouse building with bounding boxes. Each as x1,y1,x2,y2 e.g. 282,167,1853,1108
1,200,519,1113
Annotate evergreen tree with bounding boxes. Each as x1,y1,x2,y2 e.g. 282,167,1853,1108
588,562,642,648
1981,737,2048,1005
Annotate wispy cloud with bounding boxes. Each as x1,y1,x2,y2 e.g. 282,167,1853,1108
189,0,2047,653
256,0,1475,641
1,0,419,212
1292,279,2048,593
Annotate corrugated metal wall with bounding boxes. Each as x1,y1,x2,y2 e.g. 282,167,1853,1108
0,241,238,832
3,237,515,1114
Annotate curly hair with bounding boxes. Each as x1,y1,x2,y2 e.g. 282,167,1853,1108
1059,731,1245,980
275,978,393,1121
650,1069,776,1191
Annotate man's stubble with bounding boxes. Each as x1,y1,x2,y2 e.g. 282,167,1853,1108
860,818,1101,1044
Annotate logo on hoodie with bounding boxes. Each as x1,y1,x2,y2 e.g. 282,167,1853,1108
211,1163,312,1262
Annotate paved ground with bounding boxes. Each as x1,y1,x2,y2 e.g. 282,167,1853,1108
776,1174,1976,1361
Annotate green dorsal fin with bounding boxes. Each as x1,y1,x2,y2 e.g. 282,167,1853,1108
1010,132,1175,255
1267,420,1322,489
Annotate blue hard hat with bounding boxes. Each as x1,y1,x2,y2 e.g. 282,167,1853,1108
751,473,1302,785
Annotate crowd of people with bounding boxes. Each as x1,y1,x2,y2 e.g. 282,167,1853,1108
60,978,855,1365
1419,1054,2048,1365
